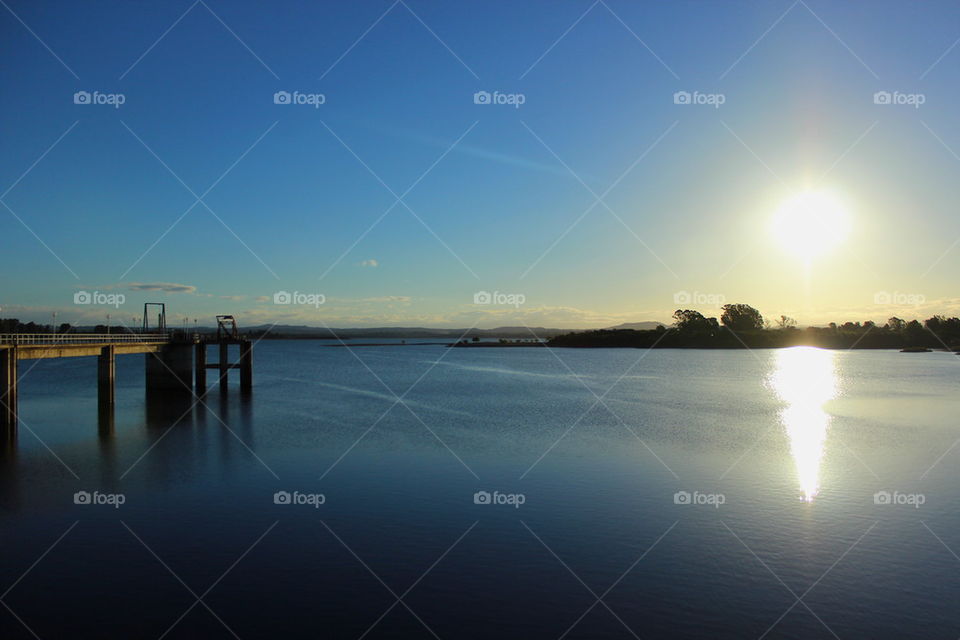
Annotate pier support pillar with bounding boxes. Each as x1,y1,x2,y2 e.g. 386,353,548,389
195,342,206,395
240,340,252,394
98,345,115,411
219,342,229,389
145,344,194,393
0,347,17,438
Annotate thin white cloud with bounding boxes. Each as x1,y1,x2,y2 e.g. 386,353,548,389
126,282,197,294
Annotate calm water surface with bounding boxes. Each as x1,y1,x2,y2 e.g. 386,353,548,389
3,342,960,638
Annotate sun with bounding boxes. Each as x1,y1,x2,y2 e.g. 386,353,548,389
771,190,851,260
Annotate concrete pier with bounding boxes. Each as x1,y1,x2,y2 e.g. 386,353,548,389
98,346,116,410
204,340,253,395
1,347,18,437
240,341,252,393
145,344,194,393
195,342,207,394
0,331,253,436
219,342,229,387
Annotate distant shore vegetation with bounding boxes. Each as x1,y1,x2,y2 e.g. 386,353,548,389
547,304,960,350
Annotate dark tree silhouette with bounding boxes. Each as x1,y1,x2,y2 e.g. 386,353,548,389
673,309,718,334
777,315,797,329
887,317,906,332
721,304,764,331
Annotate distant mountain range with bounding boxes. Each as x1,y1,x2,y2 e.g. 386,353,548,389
605,322,667,331
68,321,667,339
240,322,667,339
246,325,569,339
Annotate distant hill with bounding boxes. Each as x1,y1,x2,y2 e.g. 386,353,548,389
606,322,667,331
245,324,670,339
244,325,573,339
65,322,667,339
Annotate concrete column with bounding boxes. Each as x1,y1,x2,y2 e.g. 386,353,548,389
145,344,193,393
98,345,115,411
98,404,115,438
240,340,252,394
219,342,229,387
195,342,206,395
0,347,17,436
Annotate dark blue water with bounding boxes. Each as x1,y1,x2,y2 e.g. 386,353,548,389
3,342,960,638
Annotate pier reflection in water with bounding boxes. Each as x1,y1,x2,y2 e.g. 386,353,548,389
768,346,838,502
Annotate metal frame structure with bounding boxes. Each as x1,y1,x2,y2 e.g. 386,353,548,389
142,302,167,333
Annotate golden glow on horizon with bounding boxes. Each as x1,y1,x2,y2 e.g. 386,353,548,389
771,190,851,261
769,346,837,502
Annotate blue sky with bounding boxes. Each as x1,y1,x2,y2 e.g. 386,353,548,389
2,0,960,328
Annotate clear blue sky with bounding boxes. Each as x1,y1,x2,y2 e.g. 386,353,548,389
2,0,960,328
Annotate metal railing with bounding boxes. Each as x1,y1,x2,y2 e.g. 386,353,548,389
0,333,170,345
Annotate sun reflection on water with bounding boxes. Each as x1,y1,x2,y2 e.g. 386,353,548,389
769,347,838,502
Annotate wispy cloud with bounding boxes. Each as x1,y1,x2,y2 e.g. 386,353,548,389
359,259,378,268
359,295,409,303
127,282,197,294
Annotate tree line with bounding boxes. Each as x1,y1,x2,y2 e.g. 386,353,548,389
0,319,133,334
547,304,960,350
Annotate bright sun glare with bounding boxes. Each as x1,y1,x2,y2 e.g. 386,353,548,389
771,190,851,260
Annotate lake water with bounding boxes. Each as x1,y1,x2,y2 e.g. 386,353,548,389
3,342,960,638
